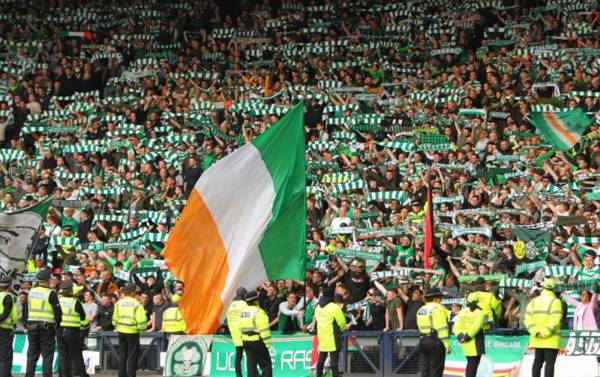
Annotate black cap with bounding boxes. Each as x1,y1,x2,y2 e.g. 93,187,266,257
121,282,137,295
424,288,443,298
323,286,335,298
58,280,73,293
585,250,596,259
236,287,247,298
0,276,11,288
36,268,52,281
245,290,259,302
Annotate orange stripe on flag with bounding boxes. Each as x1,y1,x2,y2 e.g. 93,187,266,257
163,190,229,334
544,112,577,145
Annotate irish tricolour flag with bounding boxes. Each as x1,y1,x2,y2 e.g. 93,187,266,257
529,108,592,151
164,104,306,334
58,31,93,40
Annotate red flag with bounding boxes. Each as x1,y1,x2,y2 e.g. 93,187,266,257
424,173,434,269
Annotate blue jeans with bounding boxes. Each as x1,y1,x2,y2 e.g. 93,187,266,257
567,317,574,329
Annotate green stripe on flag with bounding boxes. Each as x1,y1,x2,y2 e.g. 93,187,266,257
251,104,306,280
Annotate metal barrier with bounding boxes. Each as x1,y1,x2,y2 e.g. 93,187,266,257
340,329,530,377
89,331,165,372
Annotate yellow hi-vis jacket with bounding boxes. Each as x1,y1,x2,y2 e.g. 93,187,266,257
524,289,563,349
59,296,88,328
162,307,186,333
0,292,16,330
239,305,271,347
226,299,248,347
453,307,485,356
112,296,147,334
27,286,55,323
416,302,450,351
314,302,346,352
467,291,501,330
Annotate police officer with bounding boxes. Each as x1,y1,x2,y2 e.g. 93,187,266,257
239,290,272,377
112,283,147,377
24,268,62,377
524,278,562,377
453,295,485,377
416,288,449,377
314,287,346,377
162,294,186,335
57,280,89,377
467,277,501,330
226,287,248,377
0,276,17,377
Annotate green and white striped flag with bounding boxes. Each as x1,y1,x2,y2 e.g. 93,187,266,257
376,141,416,152
0,149,26,163
321,172,355,184
368,191,409,202
499,278,532,288
331,180,366,194
545,265,579,277
119,228,147,241
565,236,600,248
51,236,81,250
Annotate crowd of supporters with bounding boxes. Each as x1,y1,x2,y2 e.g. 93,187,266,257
0,0,599,335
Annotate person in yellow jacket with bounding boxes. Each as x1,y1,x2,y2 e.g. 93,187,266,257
226,287,248,377
239,290,272,377
524,278,563,377
112,283,147,377
416,288,449,377
0,276,17,377
162,294,186,335
24,268,62,377
467,277,501,330
454,295,485,377
314,287,346,377
57,280,89,377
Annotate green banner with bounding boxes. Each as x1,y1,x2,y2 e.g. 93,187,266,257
12,334,59,373
561,330,600,356
443,335,529,376
210,334,313,377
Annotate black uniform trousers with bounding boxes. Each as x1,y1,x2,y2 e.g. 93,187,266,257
532,348,559,377
235,346,244,377
118,332,140,377
0,328,14,377
465,355,482,377
418,336,446,377
57,327,89,377
243,340,272,377
25,323,56,377
316,350,340,377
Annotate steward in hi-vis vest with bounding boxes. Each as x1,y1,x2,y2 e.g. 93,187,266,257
416,288,449,377
112,283,147,377
524,279,562,377
57,280,89,377
454,295,485,377
239,290,272,377
226,287,248,377
0,275,17,377
24,268,62,377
